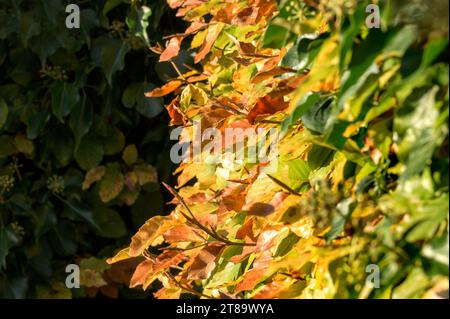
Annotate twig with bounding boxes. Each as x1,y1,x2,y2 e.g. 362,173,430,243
266,174,301,196
163,182,256,247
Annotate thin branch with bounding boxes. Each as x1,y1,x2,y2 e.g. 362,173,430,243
164,271,213,299
266,174,302,197
163,182,256,247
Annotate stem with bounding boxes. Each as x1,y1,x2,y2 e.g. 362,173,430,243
163,182,256,247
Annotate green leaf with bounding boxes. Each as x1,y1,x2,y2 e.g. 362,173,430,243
95,207,127,238
280,92,320,138
26,111,49,140
102,40,129,85
0,99,8,129
0,135,16,159
80,9,99,47
19,11,40,47
60,197,99,230
103,0,130,16
51,82,81,122
0,275,28,299
103,127,125,155
288,159,311,182
301,95,335,134
422,235,449,269
262,24,289,49
40,0,63,25
48,127,74,167
395,87,441,182
0,227,20,269
122,82,163,118
126,5,152,45
325,198,354,243
50,221,78,256
75,136,104,170
70,96,93,150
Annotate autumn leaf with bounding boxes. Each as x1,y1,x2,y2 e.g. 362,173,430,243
129,216,175,256
186,244,224,279
160,36,184,62
145,80,183,97
247,95,289,124
130,260,154,288
194,23,224,64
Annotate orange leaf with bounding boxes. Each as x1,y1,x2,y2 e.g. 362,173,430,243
247,95,289,124
185,21,207,34
145,80,183,98
195,23,223,64
160,36,184,62
163,225,205,243
235,250,271,293
130,260,154,288
220,183,248,212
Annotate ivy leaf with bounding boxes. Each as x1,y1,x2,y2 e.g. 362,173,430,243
60,197,99,230
19,11,40,47
94,207,127,238
0,99,8,129
75,136,104,170
126,5,152,46
0,227,20,269
101,39,129,85
51,82,81,123
69,96,93,150
103,127,125,155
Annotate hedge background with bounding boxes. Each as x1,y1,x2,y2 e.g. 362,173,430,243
0,0,185,298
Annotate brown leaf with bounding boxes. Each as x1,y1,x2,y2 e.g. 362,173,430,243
99,285,119,299
236,216,255,240
166,98,185,126
247,95,289,124
160,36,184,62
220,183,248,212
145,80,183,98
186,244,223,279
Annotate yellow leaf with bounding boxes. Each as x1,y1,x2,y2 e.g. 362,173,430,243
129,216,175,256
99,166,124,203
122,144,138,165
134,164,158,186
82,166,106,190
107,247,131,264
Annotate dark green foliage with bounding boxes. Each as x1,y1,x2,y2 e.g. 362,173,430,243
0,0,179,298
